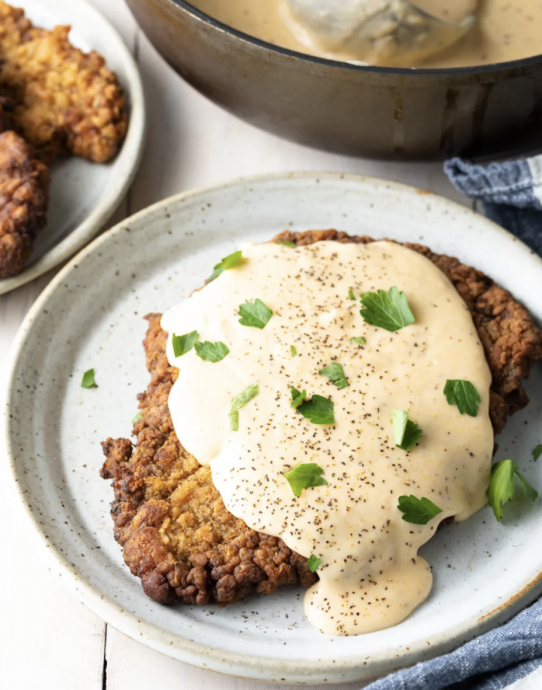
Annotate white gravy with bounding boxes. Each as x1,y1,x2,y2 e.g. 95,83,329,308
189,0,542,68
162,241,493,635
412,0,477,26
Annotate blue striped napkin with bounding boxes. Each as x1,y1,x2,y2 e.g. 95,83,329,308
445,156,542,255
364,155,542,690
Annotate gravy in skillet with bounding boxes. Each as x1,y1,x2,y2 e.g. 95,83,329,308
189,0,542,68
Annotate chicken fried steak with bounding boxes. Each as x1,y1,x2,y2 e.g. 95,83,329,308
0,126,49,278
101,231,542,607
0,1,127,163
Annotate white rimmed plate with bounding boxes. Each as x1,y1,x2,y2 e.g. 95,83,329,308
0,0,145,295
4,172,542,684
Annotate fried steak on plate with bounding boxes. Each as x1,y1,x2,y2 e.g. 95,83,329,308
0,0,127,163
101,230,542,606
0,1,128,278
0,103,49,279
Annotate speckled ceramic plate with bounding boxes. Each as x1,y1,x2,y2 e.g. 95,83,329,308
4,173,542,684
0,0,145,296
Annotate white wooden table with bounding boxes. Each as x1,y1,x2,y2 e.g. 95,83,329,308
1,2,540,689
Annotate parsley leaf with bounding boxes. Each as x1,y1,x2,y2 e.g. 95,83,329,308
532,445,542,462
208,250,243,281
194,341,230,362
229,384,259,431
290,345,297,357
295,393,335,425
351,336,366,346
401,421,423,451
393,408,423,451
231,385,259,412
285,463,328,497
360,287,415,332
290,386,307,409
488,461,515,521
348,289,356,300
393,408,408,445
172,330,199,357
487,460,538,521
81,369,97,389
238,299,273,329
307,554,322,572
131,411,142,424
443,380,481,417
319,362,349,389
397,495,443,525
277,241,295,247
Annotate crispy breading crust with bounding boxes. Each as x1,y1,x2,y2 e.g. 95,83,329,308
101,231,542,607
0,128,49,278
0,1,127,163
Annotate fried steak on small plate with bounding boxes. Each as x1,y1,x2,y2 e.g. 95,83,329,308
0,104,49,278
0,0,144,293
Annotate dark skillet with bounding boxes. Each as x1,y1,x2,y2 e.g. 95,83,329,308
125,0,542,160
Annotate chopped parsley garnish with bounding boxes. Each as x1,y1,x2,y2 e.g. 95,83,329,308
360,286,415,332
319,363,349,389
229,384,259,431
290,386,307,409
285,463,328,497
194,340,230,362
208,250,243,282
290,345,297,357
487,460,538,521
292,388,335,424
277,241,295,247
443,380,481,417
81,369,97,389
238,299,273,329
393,408,423,451
307,554,322,572
397,495,443,525
351,336,366,346
348,289,356,300
131,411,142,424
533,445,542,462
172,330,199,357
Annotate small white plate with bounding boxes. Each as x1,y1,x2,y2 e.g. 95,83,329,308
0,0,145,295
4,173,542,684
